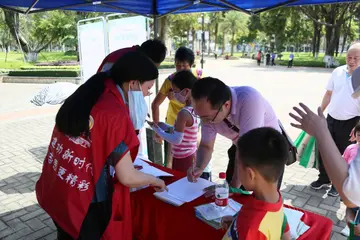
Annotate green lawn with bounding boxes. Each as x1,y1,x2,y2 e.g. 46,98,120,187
0,51,78,70
0,51,175,77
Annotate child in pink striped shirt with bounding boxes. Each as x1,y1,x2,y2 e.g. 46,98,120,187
151,70,200,173
342,122,360,238
343,122,360,164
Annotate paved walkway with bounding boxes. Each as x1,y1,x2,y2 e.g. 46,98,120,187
0,59,347,239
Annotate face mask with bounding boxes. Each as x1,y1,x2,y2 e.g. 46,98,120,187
174,90,188,104
128,82,148,130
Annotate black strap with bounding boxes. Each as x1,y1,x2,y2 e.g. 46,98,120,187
223,118,240,133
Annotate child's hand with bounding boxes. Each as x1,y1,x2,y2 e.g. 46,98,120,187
146,120,155,127
221,216,234,230
355,224,360,236
167,89,175,100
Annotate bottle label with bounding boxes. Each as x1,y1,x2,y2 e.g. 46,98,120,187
215,187,229,207
215,198,228,206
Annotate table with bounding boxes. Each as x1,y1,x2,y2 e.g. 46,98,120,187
131,164,332,240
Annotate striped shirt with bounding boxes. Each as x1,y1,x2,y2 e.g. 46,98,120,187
172,106,198,159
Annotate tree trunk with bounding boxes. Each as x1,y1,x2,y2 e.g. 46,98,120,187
191,29,195,51
312,22,318,57
230,31,235,56
159,16,168,44
27,52,38,62
3,10,30,53
214,22,218,53
208,24,211,55
341,19,351,54
221,32,225,55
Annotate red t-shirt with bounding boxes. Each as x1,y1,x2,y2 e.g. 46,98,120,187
222,192,289,239
97,46,138,73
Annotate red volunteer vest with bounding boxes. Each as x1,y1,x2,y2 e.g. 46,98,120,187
97,46,138,73
36,80,139,240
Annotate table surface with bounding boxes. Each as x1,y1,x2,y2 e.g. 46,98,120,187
131,163,333,240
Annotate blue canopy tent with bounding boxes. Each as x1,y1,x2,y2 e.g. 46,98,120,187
0,0,358,16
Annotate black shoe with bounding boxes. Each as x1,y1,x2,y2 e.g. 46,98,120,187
310,180,330,190
328,186,339,197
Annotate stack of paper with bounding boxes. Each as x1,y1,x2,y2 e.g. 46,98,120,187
283,208,310,239
154,177,215,206
195,199,242,221
194,199,242,229
193,199,310,239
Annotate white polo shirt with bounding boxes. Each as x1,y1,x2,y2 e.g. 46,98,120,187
326,65,360,120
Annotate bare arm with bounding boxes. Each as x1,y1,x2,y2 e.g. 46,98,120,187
196,138,216,170
315,128,357,208
151,92,167,124
113,152,165,189
320,90,332,112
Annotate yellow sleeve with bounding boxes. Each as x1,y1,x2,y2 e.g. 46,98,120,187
159,78,172,95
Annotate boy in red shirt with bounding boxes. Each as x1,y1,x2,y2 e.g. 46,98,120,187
222,127,290,240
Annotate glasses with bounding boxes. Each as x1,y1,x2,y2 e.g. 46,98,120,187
200,103,223,124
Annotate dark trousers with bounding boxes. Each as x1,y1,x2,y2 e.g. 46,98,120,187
318,115,360,183
226,145,284,190
271,59,275,66
257,59,261,66
288,60,293,68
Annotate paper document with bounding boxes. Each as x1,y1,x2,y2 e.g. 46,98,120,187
154,177,215,206
134,159,173,178
283,207,310,239
195,199,243,221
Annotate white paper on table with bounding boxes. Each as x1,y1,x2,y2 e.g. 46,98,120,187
154,177,215,205
133,158,151,167
195,199,243,221
133,158,173,178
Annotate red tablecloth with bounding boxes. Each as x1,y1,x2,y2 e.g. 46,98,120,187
131,164,332,240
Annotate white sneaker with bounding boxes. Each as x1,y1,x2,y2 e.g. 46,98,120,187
341,226,350,237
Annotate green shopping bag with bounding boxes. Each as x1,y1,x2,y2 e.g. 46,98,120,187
294,131,319,169
348,209,360,240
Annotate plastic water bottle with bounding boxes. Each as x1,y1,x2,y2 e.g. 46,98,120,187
215,172,229,210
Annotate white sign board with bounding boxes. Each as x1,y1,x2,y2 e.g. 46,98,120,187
77,18,108,82
108,16,147,52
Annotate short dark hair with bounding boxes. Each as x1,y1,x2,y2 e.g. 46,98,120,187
141,39,167,64
236,127,288,183
172,70,197,90
191,77,231,109
354,121,360,135
175,46,195,66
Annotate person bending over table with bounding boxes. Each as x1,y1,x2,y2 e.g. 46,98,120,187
222,127,290,240
97,39,167,72
35,52,167,240
186,77,282,190
290,103,360,208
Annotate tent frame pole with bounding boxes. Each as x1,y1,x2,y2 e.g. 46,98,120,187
25,0,39,14
217,0,251,14
254,0,300,14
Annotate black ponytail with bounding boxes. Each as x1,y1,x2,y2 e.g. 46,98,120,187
56,51,158,137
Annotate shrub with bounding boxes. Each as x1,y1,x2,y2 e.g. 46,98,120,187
8,70,79,77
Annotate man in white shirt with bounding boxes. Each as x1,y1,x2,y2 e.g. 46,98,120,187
311,43,360,197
